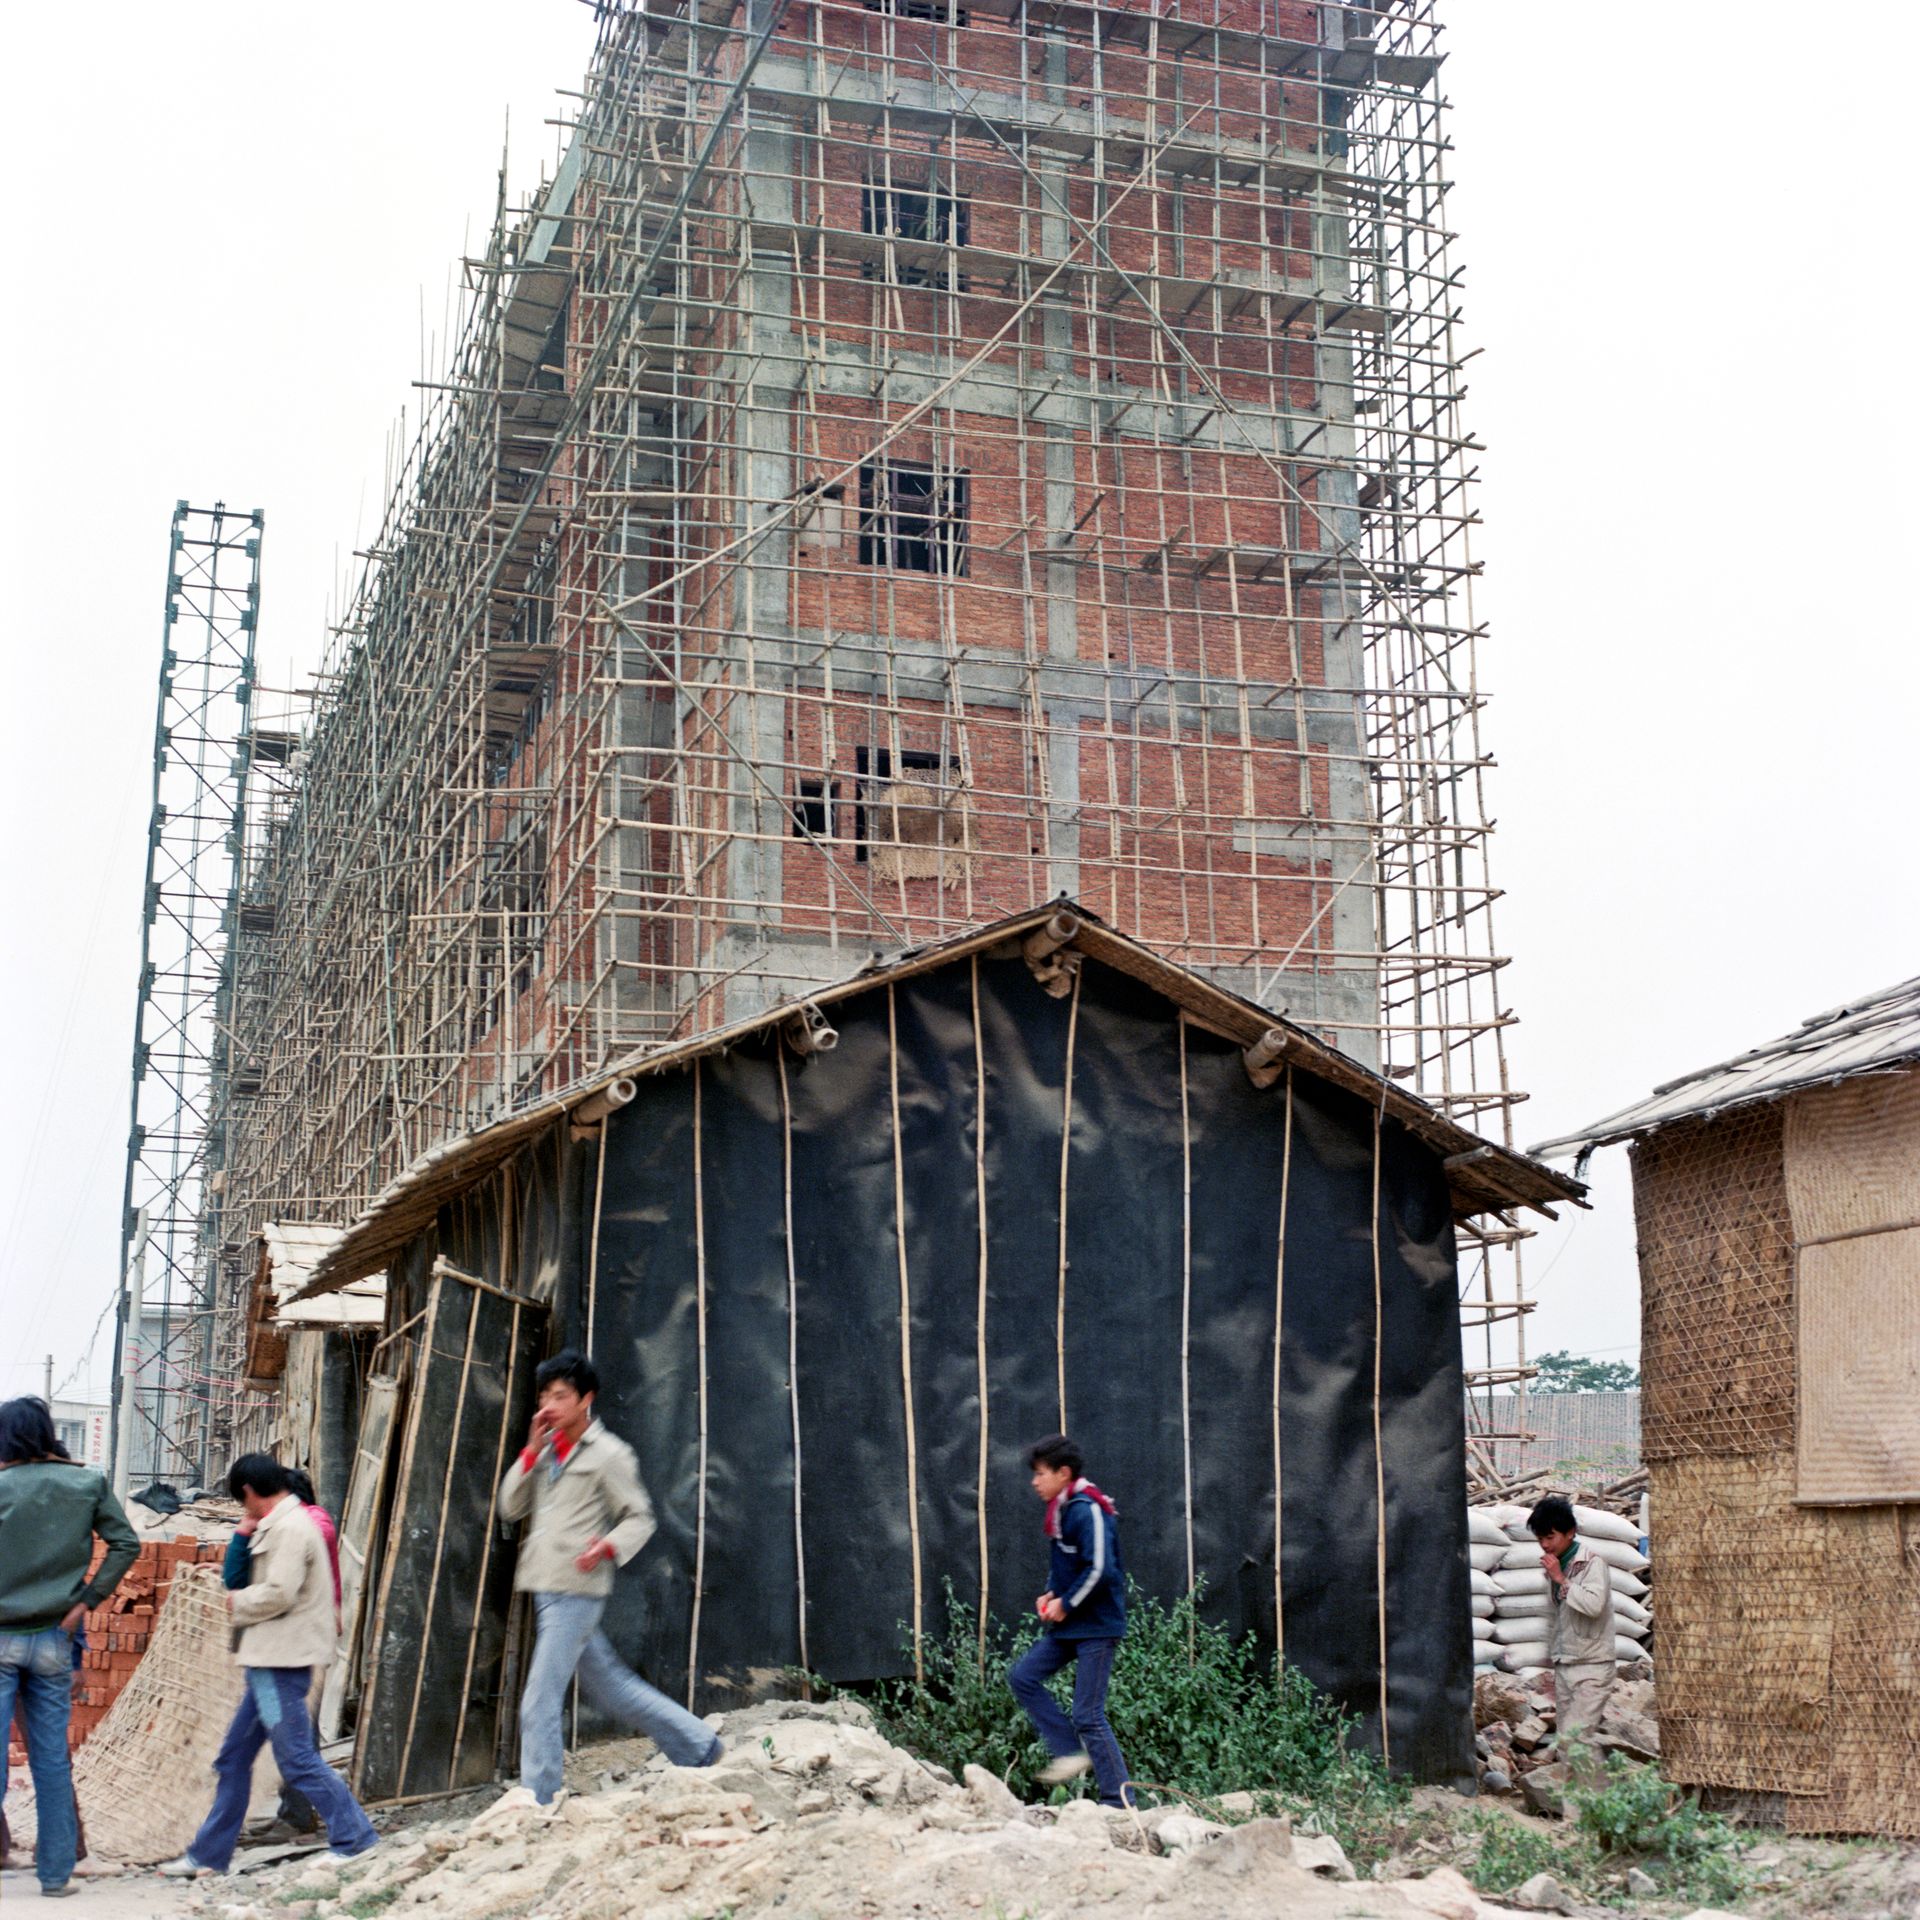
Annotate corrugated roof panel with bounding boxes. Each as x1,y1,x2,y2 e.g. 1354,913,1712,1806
1532,976,1920,1161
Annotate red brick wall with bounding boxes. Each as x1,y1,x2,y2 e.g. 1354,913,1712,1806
5,1536,228,1762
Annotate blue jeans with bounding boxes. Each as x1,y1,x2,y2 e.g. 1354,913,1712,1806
0,1627,78,1889
188,1668,377,1871
1008,1634,1132,1807
520,1592,719,1804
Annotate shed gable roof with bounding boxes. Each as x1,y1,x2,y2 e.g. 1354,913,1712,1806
1532,973,1920,1165
297,902,1581,1295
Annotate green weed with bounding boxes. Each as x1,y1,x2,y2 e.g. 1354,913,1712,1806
846,1580,1406,1865
1465,1754,1753,1909
1572,1754,1752,1906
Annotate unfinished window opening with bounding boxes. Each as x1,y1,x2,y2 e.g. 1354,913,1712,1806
860,181,970,288
480,815,550,1005
853,745,970,882
858,461,968,575
791,777,838,840
862,0,968,21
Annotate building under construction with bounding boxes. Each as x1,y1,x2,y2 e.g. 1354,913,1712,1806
151,0,1529,1465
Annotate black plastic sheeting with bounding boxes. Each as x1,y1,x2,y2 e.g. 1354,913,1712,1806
353,1271,546,1802
564,950,1477,1781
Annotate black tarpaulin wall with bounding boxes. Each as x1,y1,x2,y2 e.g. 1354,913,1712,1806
587,948,1475,1780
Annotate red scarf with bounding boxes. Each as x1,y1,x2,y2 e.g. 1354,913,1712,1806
1044,1477,1117,1538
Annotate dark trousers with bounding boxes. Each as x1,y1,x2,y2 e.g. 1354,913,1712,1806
188,1668,376,1871
1008,1634,1131,1807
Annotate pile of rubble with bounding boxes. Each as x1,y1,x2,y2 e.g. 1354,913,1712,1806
1470,1670,1661,1817
182,1701,1535,1920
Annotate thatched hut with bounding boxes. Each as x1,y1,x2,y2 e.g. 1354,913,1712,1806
1538,977,1920,1834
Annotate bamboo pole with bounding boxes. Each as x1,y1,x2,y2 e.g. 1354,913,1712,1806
687,1059,711,1711
1178,1015,1196,1643
971,956,991,1672
887,985,926,1684
1272,1066,1292,1667
1055,963,1081,1431
776,1045,811,1688
1371,1091,1391,1770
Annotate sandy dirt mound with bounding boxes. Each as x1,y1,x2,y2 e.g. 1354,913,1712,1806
180,1700,1522,1920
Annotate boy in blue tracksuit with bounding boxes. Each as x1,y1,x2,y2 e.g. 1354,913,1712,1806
1006,1434,1131,1807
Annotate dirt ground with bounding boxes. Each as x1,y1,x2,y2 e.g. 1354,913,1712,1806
0,1861,197,1916
20,1702,1920,1919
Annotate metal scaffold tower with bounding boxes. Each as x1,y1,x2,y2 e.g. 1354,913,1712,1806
110,502,262,1490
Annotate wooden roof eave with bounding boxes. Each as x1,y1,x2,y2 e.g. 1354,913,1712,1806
294,902,1581,1296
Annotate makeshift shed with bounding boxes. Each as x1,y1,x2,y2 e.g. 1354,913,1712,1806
236,1222,384,1501
1536,975,1920,1835
294,904,1576,1800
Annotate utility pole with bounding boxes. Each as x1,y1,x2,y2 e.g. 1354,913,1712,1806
44,1355,53,1403
111,1210,149,1503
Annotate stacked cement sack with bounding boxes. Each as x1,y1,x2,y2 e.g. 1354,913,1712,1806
1469,1504,1651,1676
1468,1509,1507,1671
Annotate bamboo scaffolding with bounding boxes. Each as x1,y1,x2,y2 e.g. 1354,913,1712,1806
211,0,1532,1448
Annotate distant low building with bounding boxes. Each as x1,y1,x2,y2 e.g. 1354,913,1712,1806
1538,976,1920,1836
49,1398,110,1471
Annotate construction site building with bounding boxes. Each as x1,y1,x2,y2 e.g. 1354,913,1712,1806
196,0,1522,1459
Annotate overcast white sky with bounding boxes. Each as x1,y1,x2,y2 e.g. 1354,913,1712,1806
2,5,1915,1403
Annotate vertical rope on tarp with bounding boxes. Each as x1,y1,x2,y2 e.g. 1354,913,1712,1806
1178,1015,1196,1648
971,956,991,1671
1272,1066,1293,1668
1371,1086,1391,1767
776,1044,811,1691
586,1114,609,1351
888,985,926,1682
688,1059,711,1710
1055,962,1082,1429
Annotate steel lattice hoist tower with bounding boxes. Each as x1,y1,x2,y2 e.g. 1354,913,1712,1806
110,502,262,1489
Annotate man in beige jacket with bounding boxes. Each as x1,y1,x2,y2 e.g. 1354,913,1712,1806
1527,1494,1616,1750
159,1456,377,1874
497,1350,721,1806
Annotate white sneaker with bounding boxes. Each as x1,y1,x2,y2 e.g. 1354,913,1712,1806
1035,1753,1092,1786
154,1855,210,1877
328,1840,380,1864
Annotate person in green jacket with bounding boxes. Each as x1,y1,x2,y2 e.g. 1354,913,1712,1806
0,1397,139,1897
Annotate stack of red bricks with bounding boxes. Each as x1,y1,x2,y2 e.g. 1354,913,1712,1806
5,1534,228,1764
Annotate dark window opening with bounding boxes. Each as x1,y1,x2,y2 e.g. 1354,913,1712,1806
860,181,970,288
792,777,837,838
858,460,968,574
863,0,968,21
480,817,550,1004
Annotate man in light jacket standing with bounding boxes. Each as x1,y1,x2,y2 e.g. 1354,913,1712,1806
160,1456,377,1875
496,1350,720,1807
1527,1494,1616,1749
